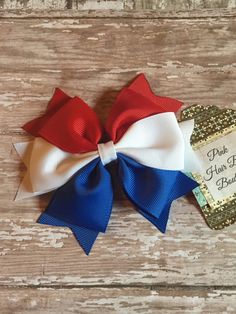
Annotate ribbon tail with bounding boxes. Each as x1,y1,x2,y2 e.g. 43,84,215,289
118,154,198,233
38,213,98,255
138,203,171,233
169,170,199,199
37,158,113,255
140,172,198,233
14,141,33,165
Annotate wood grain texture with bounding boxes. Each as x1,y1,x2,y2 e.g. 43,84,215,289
0,287,236,313
0,8,236,314
0,0,236,10
0,17,236,135
1,8,236,18
0,0,67,10
132,0,236,10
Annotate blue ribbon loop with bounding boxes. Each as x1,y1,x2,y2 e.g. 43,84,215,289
38,154,198,255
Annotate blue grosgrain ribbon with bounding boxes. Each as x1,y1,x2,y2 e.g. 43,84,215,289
38,154,197,254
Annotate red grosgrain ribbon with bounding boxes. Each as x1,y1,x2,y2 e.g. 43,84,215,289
23,74,182,153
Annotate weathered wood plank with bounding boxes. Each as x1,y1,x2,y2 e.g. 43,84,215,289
0,287,236,314
0,0,67,10
70,0,130,10
1,0,236,11
1,8,236,18
0,135,235,286
132,0,236,11
0,17,236,134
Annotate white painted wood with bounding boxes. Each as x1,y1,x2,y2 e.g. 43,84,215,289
1,287,236,313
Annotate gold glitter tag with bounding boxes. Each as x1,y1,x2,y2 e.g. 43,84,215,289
180,105,236,230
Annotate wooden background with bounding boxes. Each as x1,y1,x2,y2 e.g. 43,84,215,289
0,1,236,313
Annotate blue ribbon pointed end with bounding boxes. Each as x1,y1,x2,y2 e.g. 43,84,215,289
36,158,113,255
118,153,199,234
38,213,98,255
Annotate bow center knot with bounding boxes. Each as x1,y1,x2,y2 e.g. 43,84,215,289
97,141,117,165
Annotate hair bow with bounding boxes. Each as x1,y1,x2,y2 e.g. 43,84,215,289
15,74,198,254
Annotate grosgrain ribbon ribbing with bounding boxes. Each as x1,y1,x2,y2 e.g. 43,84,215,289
14,73,199,255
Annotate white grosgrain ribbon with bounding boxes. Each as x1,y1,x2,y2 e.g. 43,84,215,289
14,112,199,200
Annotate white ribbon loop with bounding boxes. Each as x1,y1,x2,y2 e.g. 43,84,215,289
115,112,185,170
14,112,198,200
14,139,98,200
